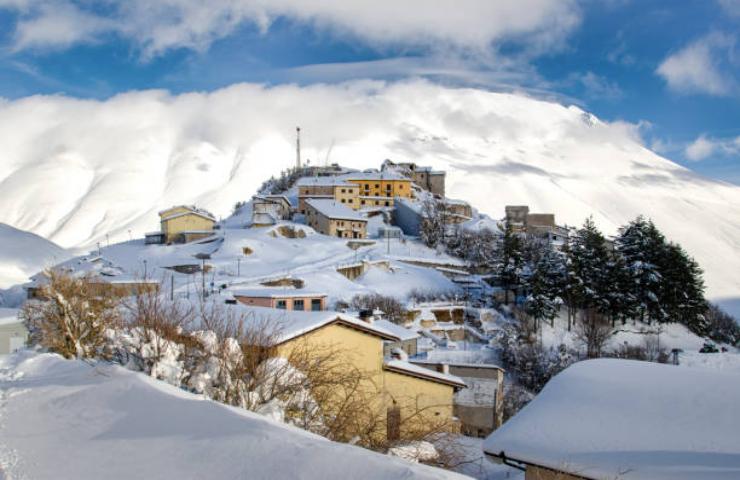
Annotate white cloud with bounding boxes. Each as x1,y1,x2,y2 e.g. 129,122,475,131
718,0,740,16
569,71,623,100
656,32,737,96
1,0,581,58
685,134,740,161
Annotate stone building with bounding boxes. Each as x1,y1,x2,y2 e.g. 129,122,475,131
304,199,368,239
155,205,217,244
382,160,446,197
296,177,361,214
251,195,292,226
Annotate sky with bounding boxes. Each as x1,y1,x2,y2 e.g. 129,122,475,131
0,0,738,184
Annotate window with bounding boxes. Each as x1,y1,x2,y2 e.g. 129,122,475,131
386,184,392,190
336,231,342,238
364,184,370,190
374,184,379,188
341,188,346,193
311,298,322,311
385,201,390,207
293,299,305,311
348,199,353,203
361,200,366,205
341,199,346,203
399,185,403,189
276,300,287,309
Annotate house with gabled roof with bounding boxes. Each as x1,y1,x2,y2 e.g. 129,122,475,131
305,198,368,239
216,304,466,443
155,205,217,244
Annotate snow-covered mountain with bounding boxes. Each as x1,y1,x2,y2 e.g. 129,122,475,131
0,81,738,309
0,223,68,289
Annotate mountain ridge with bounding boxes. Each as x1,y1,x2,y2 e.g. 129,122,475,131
0,81,737,308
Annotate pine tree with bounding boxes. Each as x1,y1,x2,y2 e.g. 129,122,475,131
567,217,612,316
615,216,665,324
658,241,708,334
498,221,524,304
524,247,565,330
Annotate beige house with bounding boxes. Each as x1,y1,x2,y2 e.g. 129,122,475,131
296,177,361,213
305,199,368,239
232,288,327,311
0,310,27,355
234,305,466,442
156,205,216,244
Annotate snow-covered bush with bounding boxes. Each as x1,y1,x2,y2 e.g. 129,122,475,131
350,293,405,324
21,270,121,359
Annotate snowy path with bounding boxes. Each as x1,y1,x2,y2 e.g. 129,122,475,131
0,355,26,480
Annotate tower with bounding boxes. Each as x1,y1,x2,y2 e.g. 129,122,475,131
296,126,301,170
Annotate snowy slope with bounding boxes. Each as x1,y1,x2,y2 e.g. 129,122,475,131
0,351,468,480
0,223,68,289
0,81,738,308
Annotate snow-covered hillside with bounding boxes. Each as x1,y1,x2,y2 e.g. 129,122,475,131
0,351,467,479
0,223,68,289
0,81,738,309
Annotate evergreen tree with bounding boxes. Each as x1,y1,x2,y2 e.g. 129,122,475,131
420,198,446,248
615,216,665,324
567,217,612,315
498,222,524,304
658,242,708,334
524,247,566,329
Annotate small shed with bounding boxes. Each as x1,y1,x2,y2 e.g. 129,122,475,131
0,309,27,355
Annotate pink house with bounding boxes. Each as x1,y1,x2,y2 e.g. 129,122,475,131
232,288,328,311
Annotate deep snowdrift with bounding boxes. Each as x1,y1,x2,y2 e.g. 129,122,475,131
0,81,737,307
0,351,467,480
483,359,740,480
0,223,68,289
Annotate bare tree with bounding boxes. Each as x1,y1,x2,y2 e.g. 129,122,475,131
21,270,121,359
574,309,614,358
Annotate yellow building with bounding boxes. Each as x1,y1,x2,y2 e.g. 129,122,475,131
296,177,361,213
343,171,413,208
158,205,216,244
305,199,368,239
238,305,465,443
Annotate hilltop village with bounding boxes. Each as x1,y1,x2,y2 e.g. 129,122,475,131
6,158,740,479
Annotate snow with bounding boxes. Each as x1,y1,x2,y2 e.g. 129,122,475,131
374,319,420,341
230,287,327,298
195,304,400,344
0,351,468,480
305,198,367,221
0,223,69,289
384,359,466,387
483,359,740,480
0,82,736,313
0,308,20,326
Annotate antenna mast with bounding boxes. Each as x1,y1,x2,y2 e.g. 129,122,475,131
296,126,301,170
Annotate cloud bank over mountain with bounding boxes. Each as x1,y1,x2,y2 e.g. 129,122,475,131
0,80,738,304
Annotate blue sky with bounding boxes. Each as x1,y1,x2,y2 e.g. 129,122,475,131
0,0,738,184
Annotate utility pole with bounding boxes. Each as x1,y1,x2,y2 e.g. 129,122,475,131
237,258,241,277
170,275,174,301
296,126,301,170
143,259,148,279
97,242,101,257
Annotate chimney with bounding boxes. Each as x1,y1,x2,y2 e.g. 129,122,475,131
438,364,450,375
358,309,374,323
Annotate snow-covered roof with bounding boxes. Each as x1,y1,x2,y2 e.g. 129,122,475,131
384,360,466,388
483,359,740,480
341,171,409,181
305,199,367,222
374,320,420,341
219,305,400,344
231,287,327,299
295,177,354,187
158,205,216,222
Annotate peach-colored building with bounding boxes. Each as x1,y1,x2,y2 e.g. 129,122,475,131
232,288,327,311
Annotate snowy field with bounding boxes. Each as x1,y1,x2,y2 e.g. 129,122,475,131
0,351,469,480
